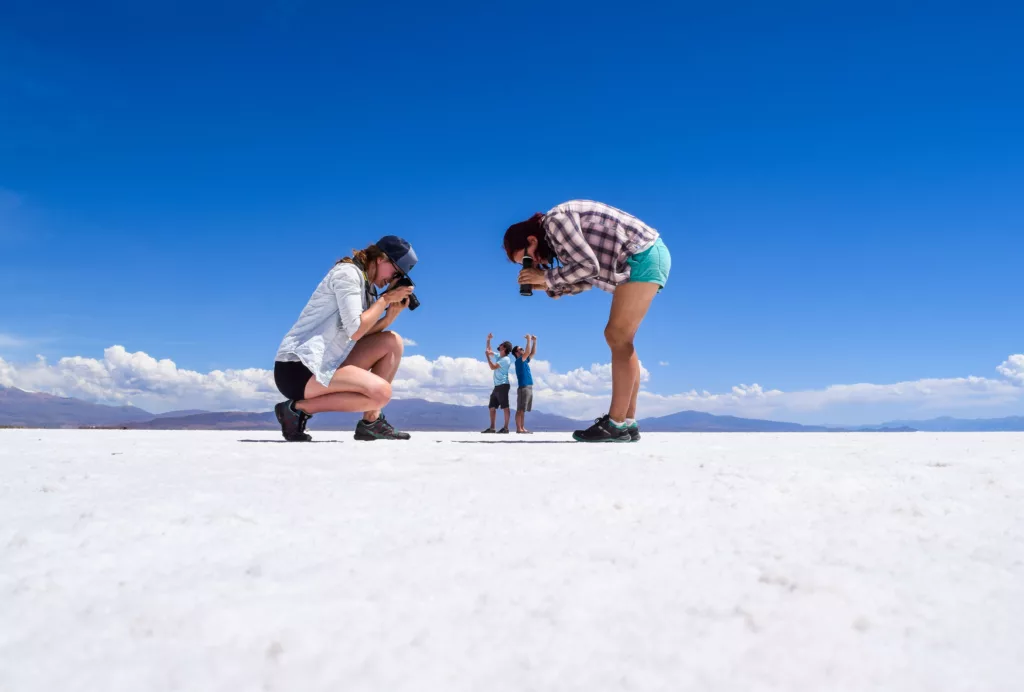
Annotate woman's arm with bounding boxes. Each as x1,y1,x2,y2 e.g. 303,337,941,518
364,303,398,336
542,211,599,294
350,300,388,341
360,287,413,339
332,266,410,341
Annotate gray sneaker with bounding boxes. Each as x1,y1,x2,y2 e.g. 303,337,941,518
274,401,312,442
354,414,410,440
572,415,630,443
627,422,641,442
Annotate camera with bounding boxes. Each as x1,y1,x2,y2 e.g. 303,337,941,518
389,276,420,311
520,256,533,296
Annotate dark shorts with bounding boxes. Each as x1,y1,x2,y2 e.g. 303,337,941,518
488,383,511,410
517,386,533,412
274,361,313,402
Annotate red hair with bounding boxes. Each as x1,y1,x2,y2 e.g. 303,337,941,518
503,213,554,263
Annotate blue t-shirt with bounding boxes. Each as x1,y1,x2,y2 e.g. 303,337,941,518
493,355,512,386
514,355,533,387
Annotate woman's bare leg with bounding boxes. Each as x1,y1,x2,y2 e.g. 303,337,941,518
294,365,391,415
626,367,642,421
292,332,404,417
338,331,404,421
605,282,659,423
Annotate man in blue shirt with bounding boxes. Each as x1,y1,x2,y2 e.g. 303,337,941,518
512,334,537,433
483,333,513,433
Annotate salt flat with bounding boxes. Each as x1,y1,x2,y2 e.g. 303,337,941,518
1,430,1022,692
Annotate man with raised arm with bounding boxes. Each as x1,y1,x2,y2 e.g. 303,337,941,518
512,334,536,433
482,332,513,434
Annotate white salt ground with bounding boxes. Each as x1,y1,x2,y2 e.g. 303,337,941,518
1,430,1022,692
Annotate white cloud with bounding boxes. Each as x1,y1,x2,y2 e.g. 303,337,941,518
400,337,417,347
1,346,1022,424
0,346,278,413
659,361,669,367
997,355,1024,385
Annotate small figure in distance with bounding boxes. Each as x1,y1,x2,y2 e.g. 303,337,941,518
511,334,537,433
482,332,514,434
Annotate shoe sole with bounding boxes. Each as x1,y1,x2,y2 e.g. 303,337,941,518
354,432,410,441
572,434,631,443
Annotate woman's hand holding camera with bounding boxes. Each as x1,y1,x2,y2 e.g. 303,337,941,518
384,284,414,306
382,284,414,324
517,267,546,288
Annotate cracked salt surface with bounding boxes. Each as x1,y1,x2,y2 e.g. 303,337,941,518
1,430,1022,691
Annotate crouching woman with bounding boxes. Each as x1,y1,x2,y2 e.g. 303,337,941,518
273,235,417,441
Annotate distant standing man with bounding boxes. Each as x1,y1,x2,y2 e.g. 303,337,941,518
512,334,537,433
483,333,513,434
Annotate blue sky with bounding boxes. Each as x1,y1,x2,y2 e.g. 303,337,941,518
2,1,1023,423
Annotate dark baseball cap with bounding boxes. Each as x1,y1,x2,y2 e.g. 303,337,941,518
376,235,418,275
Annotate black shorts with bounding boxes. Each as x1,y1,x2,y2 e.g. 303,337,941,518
274,361,314,402
488,383,511,410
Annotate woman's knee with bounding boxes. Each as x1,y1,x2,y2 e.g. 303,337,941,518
604,324,634,351
382,330,405,357
368,379,393,406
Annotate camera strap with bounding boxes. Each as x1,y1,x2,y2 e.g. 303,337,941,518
351,258,379,307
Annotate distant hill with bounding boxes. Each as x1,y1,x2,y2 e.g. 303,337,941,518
0,385,153,428
152,409,210,419
878,416,1024,432
127,399,585,432
0,385,921,432
639,410,831,432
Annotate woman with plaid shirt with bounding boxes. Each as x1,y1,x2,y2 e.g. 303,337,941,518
503,200,672,442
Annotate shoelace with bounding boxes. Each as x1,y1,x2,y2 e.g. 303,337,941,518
377,415,395,434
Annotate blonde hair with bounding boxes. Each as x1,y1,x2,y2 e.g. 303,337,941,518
337,244,388,269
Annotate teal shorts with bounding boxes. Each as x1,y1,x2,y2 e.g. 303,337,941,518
626,237,671,289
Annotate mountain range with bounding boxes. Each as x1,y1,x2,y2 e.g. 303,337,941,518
7,384,1020,432
873,416,1024,432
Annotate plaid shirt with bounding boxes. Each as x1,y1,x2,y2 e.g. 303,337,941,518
541,200,660,296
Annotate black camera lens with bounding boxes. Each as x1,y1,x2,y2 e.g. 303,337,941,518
520,256,533,296
389,276,419,310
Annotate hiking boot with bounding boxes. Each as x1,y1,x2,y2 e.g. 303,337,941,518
572,415,630,443
355,414,411,440
481,427,497,434
627,422,641,442
275,400,312,442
